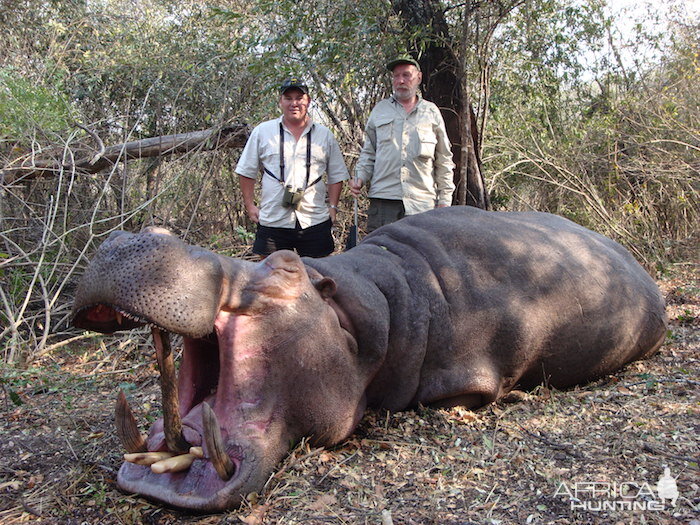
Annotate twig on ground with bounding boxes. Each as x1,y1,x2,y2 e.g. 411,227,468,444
318,451,359,484
21,498,43,517
518,426,588,459
642,443,700,465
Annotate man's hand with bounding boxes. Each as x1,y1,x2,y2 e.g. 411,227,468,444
329,206,337,223
349,178,364,197
238,175,260,223
246,204,260,223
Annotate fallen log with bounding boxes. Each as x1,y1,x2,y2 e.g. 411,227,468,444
1,124,250,184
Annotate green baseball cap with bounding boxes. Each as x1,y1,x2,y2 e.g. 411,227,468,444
386,57,420,71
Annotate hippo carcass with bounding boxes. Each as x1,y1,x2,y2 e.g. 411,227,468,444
71,206,667,512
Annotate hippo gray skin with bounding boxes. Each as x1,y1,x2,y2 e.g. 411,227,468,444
71,206,667,512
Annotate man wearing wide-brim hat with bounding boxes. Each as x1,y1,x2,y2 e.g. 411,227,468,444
350,56,455,232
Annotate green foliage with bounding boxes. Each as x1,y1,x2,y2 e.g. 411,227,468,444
488,1,610,136
0,365,57,407
212,0,403,141
0,68,74,140
484,1,699,263
677,309,697,326
62,3,257,134
235,225,255,243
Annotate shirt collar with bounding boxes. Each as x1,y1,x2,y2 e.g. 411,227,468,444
390,93,423,105
278,116,315,135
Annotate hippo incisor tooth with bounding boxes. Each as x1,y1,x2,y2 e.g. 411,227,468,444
115,390,147,453
152,327,190,454
202,402,235,481
124,451,175,465
150,452,196,474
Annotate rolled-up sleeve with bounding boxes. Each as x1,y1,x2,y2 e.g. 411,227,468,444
326,132,350,184
432,109,456,206
354,116,378,185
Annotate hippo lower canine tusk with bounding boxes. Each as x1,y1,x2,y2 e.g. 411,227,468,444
115,390,147,453
152,327,190,454
202,402,236,481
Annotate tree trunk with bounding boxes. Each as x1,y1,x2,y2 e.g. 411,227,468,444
391,0,489,209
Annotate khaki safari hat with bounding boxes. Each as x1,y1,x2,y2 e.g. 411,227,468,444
386,57,420,71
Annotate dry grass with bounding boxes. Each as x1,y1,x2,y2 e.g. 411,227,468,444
0,266,697,525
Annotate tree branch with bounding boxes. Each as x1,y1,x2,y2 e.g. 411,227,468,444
1,124,250,184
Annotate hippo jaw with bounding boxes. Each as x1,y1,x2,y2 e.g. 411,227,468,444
72,302,289,511
72,233,368,512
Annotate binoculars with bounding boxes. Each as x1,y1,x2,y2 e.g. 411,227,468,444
282,185,304,208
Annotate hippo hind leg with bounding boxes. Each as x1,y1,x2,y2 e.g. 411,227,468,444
418,364,502,410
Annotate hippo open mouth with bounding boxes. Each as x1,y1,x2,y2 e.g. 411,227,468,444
73,301,267,511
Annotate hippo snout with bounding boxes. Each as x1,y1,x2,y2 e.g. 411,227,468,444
72,229,224,338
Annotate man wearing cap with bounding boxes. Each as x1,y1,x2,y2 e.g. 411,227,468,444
350,57,455,232
236,79,349,258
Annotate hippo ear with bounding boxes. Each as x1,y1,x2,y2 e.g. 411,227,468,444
314,277,337,299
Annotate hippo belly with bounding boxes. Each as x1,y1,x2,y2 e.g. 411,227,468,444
71,206,667,511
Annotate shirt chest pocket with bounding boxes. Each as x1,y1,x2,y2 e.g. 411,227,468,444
260,142,282,177
416,126,437,158
375,118,393,144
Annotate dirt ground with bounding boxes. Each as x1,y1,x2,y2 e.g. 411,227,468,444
0,265,698,525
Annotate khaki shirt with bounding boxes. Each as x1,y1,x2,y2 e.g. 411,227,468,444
355,96,455,215
236,117,349,229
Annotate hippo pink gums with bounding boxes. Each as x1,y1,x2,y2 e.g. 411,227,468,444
71,206,667,512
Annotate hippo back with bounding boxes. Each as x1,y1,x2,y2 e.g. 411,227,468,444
307,207,667,409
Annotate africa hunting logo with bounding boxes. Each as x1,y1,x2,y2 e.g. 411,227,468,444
554,466,679,512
